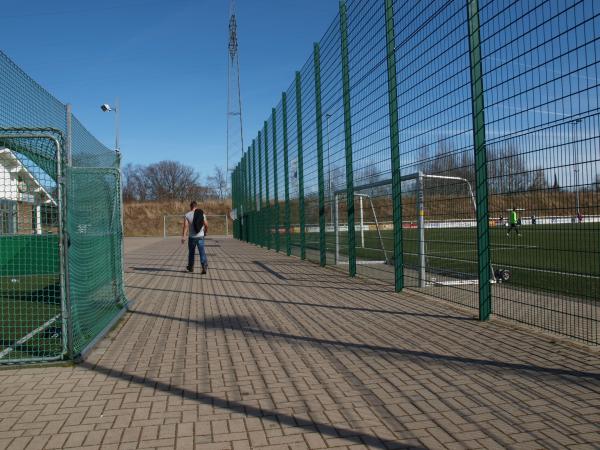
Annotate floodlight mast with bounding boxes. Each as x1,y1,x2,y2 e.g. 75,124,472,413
227,0,244,180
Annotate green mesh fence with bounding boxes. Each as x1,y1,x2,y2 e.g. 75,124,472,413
0,51,127,363
232,0,600,345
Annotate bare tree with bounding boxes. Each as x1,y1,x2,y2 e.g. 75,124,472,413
529,167,548,191
145,160,200,201
552,173,560,191
487,144,531,193
122,163,149,202
207,166,229,200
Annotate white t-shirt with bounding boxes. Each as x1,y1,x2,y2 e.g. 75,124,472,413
185,210,206,238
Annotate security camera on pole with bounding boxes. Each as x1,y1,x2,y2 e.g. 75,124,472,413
100,99,120,154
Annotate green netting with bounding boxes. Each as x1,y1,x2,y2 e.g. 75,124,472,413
0,50,127,363
232,0,600,345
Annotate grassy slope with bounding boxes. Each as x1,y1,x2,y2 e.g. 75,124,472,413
124,199,231,236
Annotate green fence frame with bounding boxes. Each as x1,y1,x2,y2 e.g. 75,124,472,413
231,0,600,345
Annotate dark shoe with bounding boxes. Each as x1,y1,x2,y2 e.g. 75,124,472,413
187,266,194,272
201,264,207,275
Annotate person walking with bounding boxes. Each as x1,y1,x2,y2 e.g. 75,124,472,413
182,201,209,273
507,207,520,237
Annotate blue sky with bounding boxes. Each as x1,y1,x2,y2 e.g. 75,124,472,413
2,0,339,180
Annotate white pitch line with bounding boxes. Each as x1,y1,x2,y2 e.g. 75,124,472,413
501,264,600,280
0,314,61,359
336,261,388,265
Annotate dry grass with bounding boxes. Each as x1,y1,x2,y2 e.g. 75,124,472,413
124,199,231,236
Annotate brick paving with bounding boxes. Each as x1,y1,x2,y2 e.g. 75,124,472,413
1,236,599,449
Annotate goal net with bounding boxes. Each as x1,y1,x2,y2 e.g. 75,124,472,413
334,172,496,287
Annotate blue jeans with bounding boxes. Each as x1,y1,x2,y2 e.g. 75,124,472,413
188,237,207,268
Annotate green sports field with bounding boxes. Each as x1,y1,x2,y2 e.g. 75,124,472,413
0,235,62,361
315,223,600,299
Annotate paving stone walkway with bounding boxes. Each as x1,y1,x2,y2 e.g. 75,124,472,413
1,237,599,450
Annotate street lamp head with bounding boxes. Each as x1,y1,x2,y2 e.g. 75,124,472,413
100,104,112,112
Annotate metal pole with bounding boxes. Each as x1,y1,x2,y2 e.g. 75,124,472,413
314,42,326,267
263,121,271,249
417,172,426,288
66,104,72,166
334,193,339,264
272,108,280,252
163,215,166,239
467,0,492,320
225,214,229,235
326,113,333,227
572,119,581,218
295,71,306,260
282,92,292,256
359,194,364,248
384,0,404,292
115,97,120,153
339,0,356,277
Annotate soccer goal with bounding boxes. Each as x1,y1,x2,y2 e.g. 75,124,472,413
334,171,499,287
333,191,390,265
163,214,230,238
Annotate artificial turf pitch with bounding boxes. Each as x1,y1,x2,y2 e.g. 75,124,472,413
295,223,600,299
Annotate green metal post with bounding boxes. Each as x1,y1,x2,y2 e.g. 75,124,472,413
384,0,404,291
239,164,242,240
241,154,246,241
236,167,240,239
245,151,250,242
231,169,238,239
264,122,271,250
272,108,280,253
245,149,249,242
252,139,258,245
295,71,306,260
258,133,264,247
314,43,326,267
467,0,492,321
340,0,356,277
282,92,292,256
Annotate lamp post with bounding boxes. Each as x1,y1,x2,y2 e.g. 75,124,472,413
101,98,120,153
325,113,333,225
572,118,581,218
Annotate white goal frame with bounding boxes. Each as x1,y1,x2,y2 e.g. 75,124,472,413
334,171,496,287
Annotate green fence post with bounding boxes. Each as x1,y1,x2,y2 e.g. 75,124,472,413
237,159,244,240
282,92,292,256
384,0,404,291
246,148,251,242
272,108,280,253
295,71,306,260
258,133,264,247
231,169,238,239
340,0,356,277
314,42,326,267
467,0,492,321
241,154,246,241
243,153,248,241
252,139,258,245
237,165,241,239
264,122,271,250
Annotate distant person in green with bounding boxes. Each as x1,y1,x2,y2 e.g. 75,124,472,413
507,207,520,237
